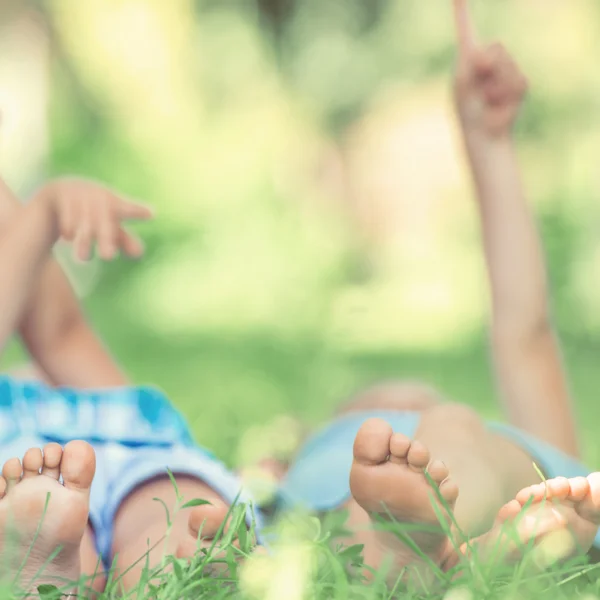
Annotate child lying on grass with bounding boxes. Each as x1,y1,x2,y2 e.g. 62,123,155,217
0,0,598,596
275,0,600,587
0,180,264,596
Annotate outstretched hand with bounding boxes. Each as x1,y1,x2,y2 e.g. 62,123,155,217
41,178,154,262
453,0,528,137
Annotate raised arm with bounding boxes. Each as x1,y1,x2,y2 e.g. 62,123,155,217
0,178,151,388
451,0,579,456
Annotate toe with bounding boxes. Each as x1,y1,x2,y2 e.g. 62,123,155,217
61,441,96,493
22,448,43,479
2,458,22,491
0,476,7,499
575,472,600,524
496,499,522,524
388,433,411,464
41,443,63,480
438,478,459,506
353,419,393,466
426,460,449,485
567,477,590,503
406,440,430,471
516,483,546,506
546,477,570,501
188,501,230,539
178,502,239,564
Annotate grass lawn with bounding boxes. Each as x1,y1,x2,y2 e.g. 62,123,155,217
21,491,600,600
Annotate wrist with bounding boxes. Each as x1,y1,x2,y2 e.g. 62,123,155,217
460,125,514,157
454,95,518,146
30,185,59,240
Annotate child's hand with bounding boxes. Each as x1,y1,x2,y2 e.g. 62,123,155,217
41,178,154,262
452,0,528,138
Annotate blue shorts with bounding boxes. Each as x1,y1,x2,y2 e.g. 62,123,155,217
0,376,263,568
278,409,600,548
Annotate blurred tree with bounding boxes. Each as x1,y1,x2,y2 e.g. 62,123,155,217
256,0,295,38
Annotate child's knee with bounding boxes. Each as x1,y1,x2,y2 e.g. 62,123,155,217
337,380,444,415
420,403,487,437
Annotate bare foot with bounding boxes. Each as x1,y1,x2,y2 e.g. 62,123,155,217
349,418,459,583
0,441,95,595
465,474,600,565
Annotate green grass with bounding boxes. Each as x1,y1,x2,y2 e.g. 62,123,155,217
7,494,600,600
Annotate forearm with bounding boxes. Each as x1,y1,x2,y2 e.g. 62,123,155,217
29,319,129,388
0,180,127,387
493,325,578,456
0,179,85,366
17,258,127,387
462,131,578,455
462,132,550,336
0,201,58,353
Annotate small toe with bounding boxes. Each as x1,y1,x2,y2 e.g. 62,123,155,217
496,499,522,524
426,460,449,485
41,443,63,480
516,483,546,506
0,476,7,499
2,458,22,491
567,477,590,503
353,419,393,466
546,477,570,501
22,448,43,479
406,440,430,471
438,478,459,505
388,433,411,464
576,472,600,523
586,472,600,506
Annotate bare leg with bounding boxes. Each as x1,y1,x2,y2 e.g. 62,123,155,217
335,380,442,416
111,476,236,591
4,363,51,385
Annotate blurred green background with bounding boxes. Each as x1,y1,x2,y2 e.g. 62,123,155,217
1,0,600,469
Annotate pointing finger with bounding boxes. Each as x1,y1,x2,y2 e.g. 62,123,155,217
453,0,478,56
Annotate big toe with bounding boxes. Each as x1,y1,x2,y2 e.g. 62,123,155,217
61,441,96,494
188,501,230,540
353,418,393,466
576,472,600,524
176,501,231,560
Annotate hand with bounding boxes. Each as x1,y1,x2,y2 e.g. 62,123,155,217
452,0,528,138
39,178,154,262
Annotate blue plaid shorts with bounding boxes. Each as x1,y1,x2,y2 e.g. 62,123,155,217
0,376,260,568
